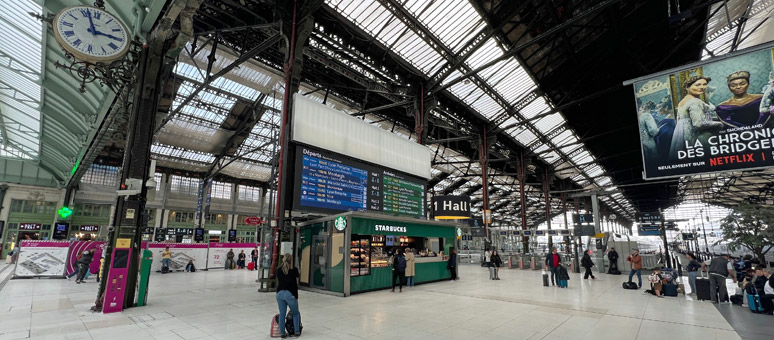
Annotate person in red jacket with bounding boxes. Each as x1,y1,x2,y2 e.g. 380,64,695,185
544,247,562,286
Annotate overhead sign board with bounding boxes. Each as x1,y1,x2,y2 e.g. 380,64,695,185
637,212,662,224
471,227,485,237
53,223,69,240
572,214,594,226
638,224,662,236
80,225,100,232
294,145,426,218
628,44,774,179
431,195,471,219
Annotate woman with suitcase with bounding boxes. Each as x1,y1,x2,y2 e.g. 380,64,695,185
276,253,301,338
685,252,701,296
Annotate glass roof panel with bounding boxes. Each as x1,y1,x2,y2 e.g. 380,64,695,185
0,0,42,159
533,113,565,134
520,96,552,119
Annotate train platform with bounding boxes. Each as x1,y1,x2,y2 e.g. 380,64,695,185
0,263,766,340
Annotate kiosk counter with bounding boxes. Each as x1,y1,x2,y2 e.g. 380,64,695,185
297,212,458,296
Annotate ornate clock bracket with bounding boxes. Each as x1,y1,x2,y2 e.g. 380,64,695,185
30,1,141,94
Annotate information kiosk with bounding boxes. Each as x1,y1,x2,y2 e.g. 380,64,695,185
103,238,131,313
297,212,458,296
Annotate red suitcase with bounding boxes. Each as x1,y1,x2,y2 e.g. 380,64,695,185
247,262,255,271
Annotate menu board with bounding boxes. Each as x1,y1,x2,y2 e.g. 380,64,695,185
294,145,426,218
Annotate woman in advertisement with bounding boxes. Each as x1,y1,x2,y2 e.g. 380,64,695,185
715,71,766,127
669,76,724,159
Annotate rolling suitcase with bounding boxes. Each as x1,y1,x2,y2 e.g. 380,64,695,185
542,272,549,286
695,272,711,301
248,262,255,271
747,294,764,313
663,283,678,297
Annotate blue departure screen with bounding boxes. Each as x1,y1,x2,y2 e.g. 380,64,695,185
299,152,369,211
294,145,426,218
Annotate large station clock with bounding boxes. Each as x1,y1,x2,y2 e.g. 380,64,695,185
52,6,130,63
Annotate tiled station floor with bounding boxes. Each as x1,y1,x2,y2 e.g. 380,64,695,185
0,263,751,340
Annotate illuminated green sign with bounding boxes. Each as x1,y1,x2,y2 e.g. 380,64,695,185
58,206,73,219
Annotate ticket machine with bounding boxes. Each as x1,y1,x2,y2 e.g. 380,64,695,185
103,239,132,314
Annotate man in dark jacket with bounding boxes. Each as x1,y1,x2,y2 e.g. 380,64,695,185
702,253,737,304
75,249,94,284
545,247,562,286
607,248,619,273
226,249,235,269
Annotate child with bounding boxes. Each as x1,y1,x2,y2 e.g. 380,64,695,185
647,267,665,298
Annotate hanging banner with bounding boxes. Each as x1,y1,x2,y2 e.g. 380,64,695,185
147,243,208,273
66,241,106,277
207,242,260,269
627,44,774,179
14,240,69,277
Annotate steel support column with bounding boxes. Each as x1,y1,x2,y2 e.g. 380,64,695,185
480,127,490,249
544,169,552,250
269,0,318,280
518,150,528,253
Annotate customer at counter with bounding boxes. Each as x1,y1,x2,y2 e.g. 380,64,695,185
405,249,416,287
392,248,406,293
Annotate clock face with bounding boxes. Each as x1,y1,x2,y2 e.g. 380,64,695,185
53,6,130,63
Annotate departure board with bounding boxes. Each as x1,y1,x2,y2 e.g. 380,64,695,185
294,145,426,218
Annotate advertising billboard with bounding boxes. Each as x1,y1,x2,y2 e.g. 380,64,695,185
628,45,774,179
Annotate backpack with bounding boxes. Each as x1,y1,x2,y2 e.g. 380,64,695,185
623,281,639,290
397,256,406,271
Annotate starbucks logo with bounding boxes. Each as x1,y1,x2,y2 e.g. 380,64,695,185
334,216,347,231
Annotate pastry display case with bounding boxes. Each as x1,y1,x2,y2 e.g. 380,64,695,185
350,236,370,276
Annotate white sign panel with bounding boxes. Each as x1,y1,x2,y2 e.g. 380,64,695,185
207,243,259,269
146,243,208,273
14,240,69,277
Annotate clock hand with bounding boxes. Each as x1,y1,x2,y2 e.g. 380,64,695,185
86,9,96,35
90,29,123,42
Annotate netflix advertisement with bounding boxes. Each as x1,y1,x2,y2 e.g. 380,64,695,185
630,45,774,179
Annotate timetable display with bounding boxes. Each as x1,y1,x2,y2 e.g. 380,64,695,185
294,145,426,218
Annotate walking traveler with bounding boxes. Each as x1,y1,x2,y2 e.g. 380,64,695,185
448,248,458,281
544,247,562,286
627,249,643,288
490,250,502,280
392,248,406,292
237,250,246,269
685,252,701,296
405,248,416,287
702,253,737,304
275,253,301,338
226,249,235,269
607,247,619,273
68,250,83,280
75,249,94,284
582,250,596,280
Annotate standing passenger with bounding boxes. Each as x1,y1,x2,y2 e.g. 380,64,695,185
702,253,737,304
392,248,406,293
544,248,562,286
685,252,701,296
405,248,416,287
490,250,502,280
607,247,619,273
448,248,458,281
251,246,259,269
627,249,643,288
